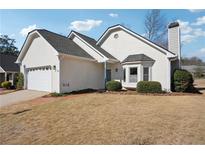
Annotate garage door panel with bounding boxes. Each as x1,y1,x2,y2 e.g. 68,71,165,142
27,68,52,92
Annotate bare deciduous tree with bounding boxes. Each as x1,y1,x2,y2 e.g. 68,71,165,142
144,9,168,48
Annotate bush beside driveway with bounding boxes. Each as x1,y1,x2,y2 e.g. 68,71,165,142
0,92,205,144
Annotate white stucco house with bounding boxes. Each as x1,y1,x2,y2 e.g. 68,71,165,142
16,22,181,93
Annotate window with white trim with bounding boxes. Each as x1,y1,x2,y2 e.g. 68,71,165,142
143,67,149,81
129,67,138,82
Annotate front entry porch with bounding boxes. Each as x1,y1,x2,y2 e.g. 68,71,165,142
0,72,18,85
103,54,155,89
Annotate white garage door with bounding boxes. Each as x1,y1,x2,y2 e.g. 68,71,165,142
27,67,52,92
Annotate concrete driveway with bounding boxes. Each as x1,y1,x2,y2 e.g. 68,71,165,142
194,79,205,95
0,90,49,107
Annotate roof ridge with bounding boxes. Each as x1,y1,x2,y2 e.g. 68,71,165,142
37,29,69,39
128,53,146,56
72,31,96,41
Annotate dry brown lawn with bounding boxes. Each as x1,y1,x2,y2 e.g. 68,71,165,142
1,89,205,145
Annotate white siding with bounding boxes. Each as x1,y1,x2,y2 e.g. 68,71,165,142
20,36,60,93
100,29,171,91
60,56,104,93
72,36,105,62
168,27,180,57
109,62,123,82
0,66,5,73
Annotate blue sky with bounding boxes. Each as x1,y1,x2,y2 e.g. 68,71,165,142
0,9,205,60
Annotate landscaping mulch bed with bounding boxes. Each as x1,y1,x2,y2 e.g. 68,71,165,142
102,90,202,96
44,89,202,98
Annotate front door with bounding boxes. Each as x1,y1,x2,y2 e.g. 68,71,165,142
106,69,111,81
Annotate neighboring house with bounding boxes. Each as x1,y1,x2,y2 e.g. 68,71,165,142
0,53,20,85
182,65,205,76
16,22,181,93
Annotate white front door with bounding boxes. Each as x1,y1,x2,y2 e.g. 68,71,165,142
27,67,52,92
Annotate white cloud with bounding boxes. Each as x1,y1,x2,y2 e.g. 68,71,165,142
188,9,205,13
199,48,205,54
188,48,205,58
181,28,205,44
69,19,102,32
9,34,15,38
177,19,205,44
177,20,192,34
109,13,119,18
141,33,146,37
181,34,195,44
20,24,37,36
193,28,205,36
192,16,205,26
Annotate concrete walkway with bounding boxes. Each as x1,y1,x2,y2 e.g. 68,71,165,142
0,90,49,107
194,79,205,95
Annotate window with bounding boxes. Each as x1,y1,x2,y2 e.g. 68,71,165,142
129,67,138,82
114,33,119,39
123,68,126,82
143,67,149,81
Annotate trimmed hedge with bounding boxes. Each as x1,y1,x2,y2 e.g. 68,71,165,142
173,69,194,92
1,81,12,89
137,81,162,93
106,80,122,91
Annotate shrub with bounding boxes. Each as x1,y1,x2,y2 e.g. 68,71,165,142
106,80,122,91
137,81,162,93
1,81,12,89
173,69,194,92
13,74,18,88
50,92,64,97
16,73,24,89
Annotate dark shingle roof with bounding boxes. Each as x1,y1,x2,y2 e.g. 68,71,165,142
37,30,94,59
0,53,19,72
73,31,117,60
122,54,155,63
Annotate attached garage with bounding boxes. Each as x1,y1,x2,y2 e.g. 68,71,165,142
27,66,52,92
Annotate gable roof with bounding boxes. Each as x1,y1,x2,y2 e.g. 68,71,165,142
36,30,94,60
0,53,19,72
122,54,155,63
96,24,176,56
70,31,117,60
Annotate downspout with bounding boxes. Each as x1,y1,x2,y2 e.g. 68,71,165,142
167,59,171,92
23,65,27,89
104,60,107,89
